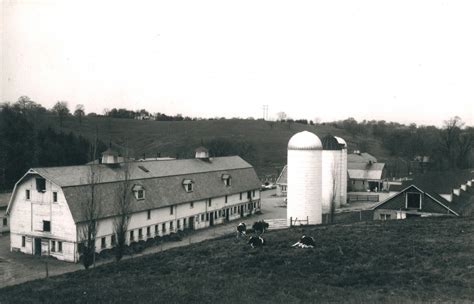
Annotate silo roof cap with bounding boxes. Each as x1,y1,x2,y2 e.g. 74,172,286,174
334,136,347,148
288,131,322,150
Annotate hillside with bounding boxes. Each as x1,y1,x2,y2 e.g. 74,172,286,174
42,115,392,177
1,217,473,303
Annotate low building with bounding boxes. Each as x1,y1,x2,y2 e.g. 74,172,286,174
348,162,386,192
275,165,288,196
7,149,261,262
373,171,474,220
0,192,11,233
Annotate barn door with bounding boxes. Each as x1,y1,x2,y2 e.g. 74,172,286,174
34,238,42,256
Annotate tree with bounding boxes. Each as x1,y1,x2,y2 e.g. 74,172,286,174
79,166,102,269
74,104,85,125
52,101,70,127
276,112,287,122
441,116,464,168
113,160,133,261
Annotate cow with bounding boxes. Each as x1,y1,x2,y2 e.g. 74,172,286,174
252,220,269,235
292,235,316,248
248,236,265,248
236,222,247,238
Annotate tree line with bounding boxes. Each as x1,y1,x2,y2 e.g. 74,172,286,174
0,98,104,191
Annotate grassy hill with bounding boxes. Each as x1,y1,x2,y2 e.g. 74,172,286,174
2,217,473,303
43,115,392,177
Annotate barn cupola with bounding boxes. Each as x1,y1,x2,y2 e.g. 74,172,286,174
195,146,210,160
101,148,120,165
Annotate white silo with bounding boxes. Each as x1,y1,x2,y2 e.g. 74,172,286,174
287,131,323,226
334,136,348,205
321,135,342,212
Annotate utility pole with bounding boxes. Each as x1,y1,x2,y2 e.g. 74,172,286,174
262,105,269,121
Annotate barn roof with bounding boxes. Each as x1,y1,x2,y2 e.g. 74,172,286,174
31,156,252,187
347,162,385,180
389,170,474,194
373,184,462,216
348,153,377,164
9,156,261,223
276,165,288,185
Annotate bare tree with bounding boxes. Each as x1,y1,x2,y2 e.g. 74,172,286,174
79,165,102,269
441,116,464,168
113,159,133,261
276,111,287,121
329,162,338,224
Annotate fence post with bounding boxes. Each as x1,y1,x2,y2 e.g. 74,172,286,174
45,260,49,278
290,217,292,228
306,216,309,225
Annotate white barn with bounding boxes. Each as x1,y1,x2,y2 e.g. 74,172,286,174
7,151,261,262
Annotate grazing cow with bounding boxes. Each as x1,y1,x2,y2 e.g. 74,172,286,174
252,220,269,235
236,222,247,237
292,235,316,248
248,236,265,248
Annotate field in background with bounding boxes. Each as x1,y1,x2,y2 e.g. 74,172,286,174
1,216,473,303
42,116,392,177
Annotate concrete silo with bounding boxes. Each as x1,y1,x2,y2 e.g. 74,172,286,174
321,135,343,212
334,136,348,205
287,131,323,226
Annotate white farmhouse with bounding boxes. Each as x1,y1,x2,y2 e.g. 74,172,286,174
7,149,261,262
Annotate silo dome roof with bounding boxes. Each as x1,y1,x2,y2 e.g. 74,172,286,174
334,136,347,148
288,131,322,150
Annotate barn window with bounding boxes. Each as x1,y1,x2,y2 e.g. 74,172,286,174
36,178,46,192
3,218,7,226
162,223,166,232
51,240,56,252
155,225,158,235
177,219,181,229
130,230,134,241
201,214,205,221
26,189,31,200
147,210,151,220
22,236,26,247
380,213,391,220
240,192,243,200
225,195,228,203
53,192,58,202
43,220,51,232
138,228,143,239
252,190,256,197
406,192,421,209
58,241,62,252
170,221,174,231
147,226,151,237
208,199,212,207
101,237,106,249
182,179,194,192
132,184,145,200
183,218,187,227
170,206,174,215
190,202,194,208
222,174,232,186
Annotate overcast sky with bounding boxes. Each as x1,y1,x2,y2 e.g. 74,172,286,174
1,0,473,126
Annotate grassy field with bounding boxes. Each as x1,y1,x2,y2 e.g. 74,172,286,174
1,217,473,303
42,115,391,177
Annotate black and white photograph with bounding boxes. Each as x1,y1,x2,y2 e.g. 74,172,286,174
0,0,473,302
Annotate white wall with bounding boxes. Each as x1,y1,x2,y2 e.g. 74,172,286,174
9,175,77,261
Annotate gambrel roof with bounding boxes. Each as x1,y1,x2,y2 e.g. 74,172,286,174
8,156,261,223
372,184,459,216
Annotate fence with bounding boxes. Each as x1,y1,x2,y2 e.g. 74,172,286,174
348,194,379,202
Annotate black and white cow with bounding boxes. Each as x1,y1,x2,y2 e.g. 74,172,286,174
236,222,247,237
248,236,265,248
252,220,269,235
292,235,316,248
